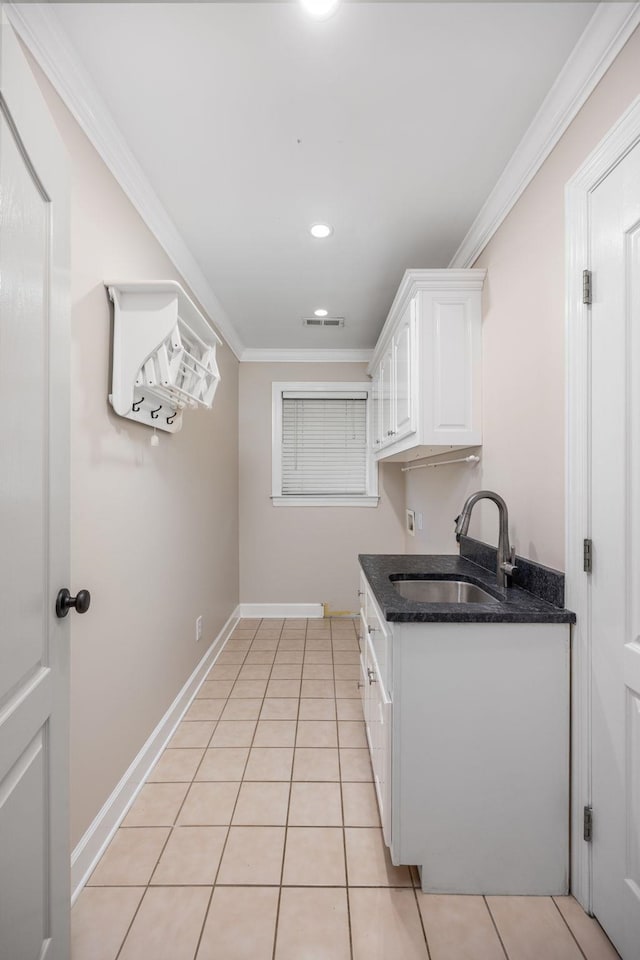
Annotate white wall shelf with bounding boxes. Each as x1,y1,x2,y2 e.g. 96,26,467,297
107,281,221,433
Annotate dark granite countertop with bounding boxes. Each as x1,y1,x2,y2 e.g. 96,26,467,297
358,554,576,624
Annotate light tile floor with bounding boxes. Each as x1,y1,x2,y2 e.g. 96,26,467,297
72,618,620,960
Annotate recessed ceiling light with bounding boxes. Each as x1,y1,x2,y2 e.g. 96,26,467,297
314,309,329,317
300,0,341,20
310,223,333,239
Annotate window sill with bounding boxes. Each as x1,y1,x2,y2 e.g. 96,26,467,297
271,496,380,508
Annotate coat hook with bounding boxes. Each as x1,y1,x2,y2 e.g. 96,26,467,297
166,410,177,425
132,397,144,412
150,405,162,419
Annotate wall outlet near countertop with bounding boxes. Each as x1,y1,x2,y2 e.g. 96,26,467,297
196,615,203,643
406,509,416,536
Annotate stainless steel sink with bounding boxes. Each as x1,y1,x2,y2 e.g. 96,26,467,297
391,579,501,604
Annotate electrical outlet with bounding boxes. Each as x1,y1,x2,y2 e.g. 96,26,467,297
406,508,416,536
196,615,203,643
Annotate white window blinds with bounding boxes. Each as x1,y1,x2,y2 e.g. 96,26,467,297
281,393,368,496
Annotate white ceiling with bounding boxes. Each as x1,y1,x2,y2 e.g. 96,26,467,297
51,1,595,350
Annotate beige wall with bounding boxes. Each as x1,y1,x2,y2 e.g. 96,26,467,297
405,26,640,570
28,56,240,846
239,363,406,612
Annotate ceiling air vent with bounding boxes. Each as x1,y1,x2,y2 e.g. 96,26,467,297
302,317,345,327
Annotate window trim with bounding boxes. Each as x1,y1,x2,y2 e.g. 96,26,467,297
271,381,379,507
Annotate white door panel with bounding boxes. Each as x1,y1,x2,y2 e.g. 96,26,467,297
0,102,48,697
0,733,47,960
393,299,415,443
0,9,71,960
590,137,640,960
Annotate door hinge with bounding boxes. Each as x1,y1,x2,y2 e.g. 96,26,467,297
583,538,593,574
584,805,593,842
583,269,592,305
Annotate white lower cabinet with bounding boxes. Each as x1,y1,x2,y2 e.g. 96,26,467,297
359,569,570,895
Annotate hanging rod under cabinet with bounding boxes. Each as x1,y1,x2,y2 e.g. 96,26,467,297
401,454,481,473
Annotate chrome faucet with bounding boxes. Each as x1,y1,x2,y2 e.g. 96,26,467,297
454,491,517,590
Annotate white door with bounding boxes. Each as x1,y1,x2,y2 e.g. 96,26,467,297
590,136,640,960
0,11,72,960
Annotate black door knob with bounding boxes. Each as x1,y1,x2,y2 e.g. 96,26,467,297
56,588,91,619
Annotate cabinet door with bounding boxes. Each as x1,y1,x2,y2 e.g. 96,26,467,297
393,298,416,443
421,289,481,445
364,634,392,846
379,343,394,447
361,634,374,752
365,589,390,694
359,643,368,716
370,368,383,452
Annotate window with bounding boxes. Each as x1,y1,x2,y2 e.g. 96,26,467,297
272,382,379,506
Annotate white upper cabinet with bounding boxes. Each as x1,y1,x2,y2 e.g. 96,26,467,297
369,269,485,461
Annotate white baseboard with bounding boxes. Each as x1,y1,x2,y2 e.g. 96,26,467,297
70,605,240,903
238,603,324,619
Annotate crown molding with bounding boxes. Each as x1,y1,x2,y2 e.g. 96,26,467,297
241,348,373,363
449,1,640,268
5,1,245,360
11,2,637,356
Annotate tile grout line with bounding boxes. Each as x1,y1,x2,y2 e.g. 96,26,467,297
328,619,355,960
190,886,215,960
112,817,176,960
550,896,592,960
181,624,257,960
190,616,273,960
270,619,304,960
121,616,265,960
332,664,353,960
333,618,355,960
87,881,428,894
109,692,216,960
111,889,145,960
483,896,511,960
164,618,260,960
411,884,433,960
212,616,279,854
93,618,236,960
93,614,252,957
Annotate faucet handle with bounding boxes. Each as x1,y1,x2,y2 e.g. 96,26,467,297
501,546,518,577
